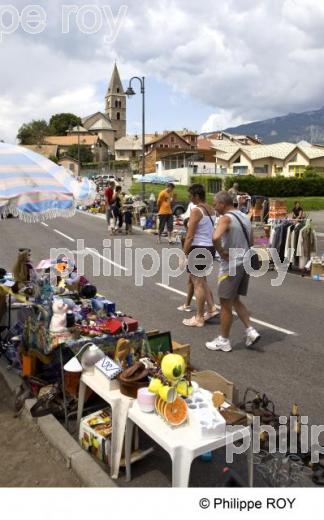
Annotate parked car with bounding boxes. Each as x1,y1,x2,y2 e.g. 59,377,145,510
146,199,188,216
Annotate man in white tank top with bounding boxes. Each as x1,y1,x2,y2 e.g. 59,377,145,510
205,191,260,352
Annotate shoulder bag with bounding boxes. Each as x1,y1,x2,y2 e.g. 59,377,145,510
228,211,261,270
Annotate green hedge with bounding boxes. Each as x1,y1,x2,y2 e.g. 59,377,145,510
224,176,324,197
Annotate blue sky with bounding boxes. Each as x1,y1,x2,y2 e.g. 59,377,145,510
97,74,213,135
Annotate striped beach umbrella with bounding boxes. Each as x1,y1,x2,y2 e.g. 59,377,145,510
0,142,95,222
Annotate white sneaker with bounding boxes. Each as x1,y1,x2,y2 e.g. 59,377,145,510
205,336,232,352
246,327,260,347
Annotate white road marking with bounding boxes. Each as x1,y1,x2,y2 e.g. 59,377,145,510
53,229,75,242
40,222,48,227
85,248,128,272
156,283,297,336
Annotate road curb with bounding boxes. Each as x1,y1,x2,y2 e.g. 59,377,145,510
0,358,117,488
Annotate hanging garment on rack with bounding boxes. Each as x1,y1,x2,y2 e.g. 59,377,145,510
296,224,317,269
273,221,291,261
284,224,298,263
290,223,304,268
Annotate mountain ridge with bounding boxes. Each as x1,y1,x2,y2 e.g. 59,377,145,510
223,106,324,144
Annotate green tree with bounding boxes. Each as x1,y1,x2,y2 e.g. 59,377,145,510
49,154,59,164
17,119,50,144
67,144,93,164
49,113,82,136
303,165,319,178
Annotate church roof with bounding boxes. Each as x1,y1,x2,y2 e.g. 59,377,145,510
106,63,124,96
82,111,111,127
69,125,88,133
88,119,113,131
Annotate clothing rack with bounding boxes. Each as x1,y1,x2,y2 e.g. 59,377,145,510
270,218,316,275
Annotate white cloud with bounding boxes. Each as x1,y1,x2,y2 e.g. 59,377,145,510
201,110,247,133
1,0,324,140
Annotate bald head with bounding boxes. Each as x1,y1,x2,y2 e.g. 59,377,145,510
213,191,234,215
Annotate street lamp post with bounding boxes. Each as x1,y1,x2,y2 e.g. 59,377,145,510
125,76,146,200
77,124,81,176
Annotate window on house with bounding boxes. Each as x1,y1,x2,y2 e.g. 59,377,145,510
275,166,283,174
117,88,120,93
289,165,305,178
233,155,241,163
233,165,248,175
254,165,269,174
117,112,120,120
132,150,136,158
171,136,175,143
69,164,75,171
115,100,118,108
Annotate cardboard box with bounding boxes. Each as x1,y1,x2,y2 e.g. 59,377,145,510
79,408,112,465
172,340,190,366
191,370,238,404
311,261,324,278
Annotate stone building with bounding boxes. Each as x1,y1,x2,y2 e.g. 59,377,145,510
104,62,126,140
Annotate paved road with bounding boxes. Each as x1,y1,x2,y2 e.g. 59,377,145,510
0,212,323,486
0,375,80,487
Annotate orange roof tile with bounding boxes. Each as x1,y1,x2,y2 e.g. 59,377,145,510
45,135,99,146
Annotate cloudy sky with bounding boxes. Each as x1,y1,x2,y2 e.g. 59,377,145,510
1,0,324,142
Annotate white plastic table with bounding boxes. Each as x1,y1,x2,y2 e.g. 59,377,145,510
125,400,254,487
76,368,133,479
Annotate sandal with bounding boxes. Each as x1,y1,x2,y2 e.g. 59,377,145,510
204,306,220,321
183,316,204,327
177,304,192,312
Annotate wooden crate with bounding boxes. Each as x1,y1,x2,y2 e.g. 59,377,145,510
172,340,190,366
191,369,238,404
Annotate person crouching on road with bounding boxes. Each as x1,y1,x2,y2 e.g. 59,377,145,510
157,182,175,244
206,191,260,352
182,183,218,328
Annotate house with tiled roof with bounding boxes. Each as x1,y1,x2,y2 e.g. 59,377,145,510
24,144,58,159
201,131,263,145
44,134,108,163
211,140,324,177
114,135,143,162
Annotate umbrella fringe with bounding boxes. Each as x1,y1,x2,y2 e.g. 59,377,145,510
0,204,76,223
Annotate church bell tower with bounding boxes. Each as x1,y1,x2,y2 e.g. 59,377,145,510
105,63,126,140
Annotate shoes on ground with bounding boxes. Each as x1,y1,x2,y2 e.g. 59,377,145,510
203,306,220,321
183,316,204,327
177,304,192,312
205,336,232,352
246,327,260,347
